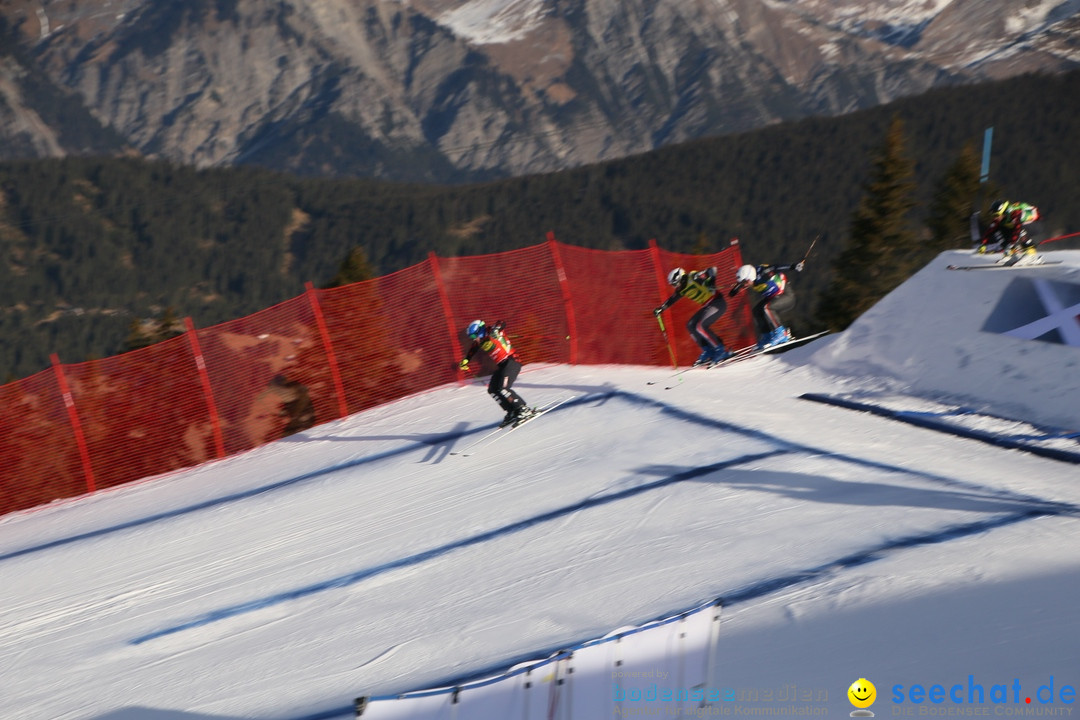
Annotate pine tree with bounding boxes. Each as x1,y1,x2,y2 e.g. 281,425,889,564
324,246,377,288
817,116,919,331
124,307,185,351
691,232,713,255
924,142,983,260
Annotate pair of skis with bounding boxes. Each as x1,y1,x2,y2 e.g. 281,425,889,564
646,346,755,387
947,255,1060,271
716,330,829,365
450,395,573,457
649,331,830,390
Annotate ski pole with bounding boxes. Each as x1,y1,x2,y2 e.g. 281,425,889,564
655,312,677,368
801,235,819,265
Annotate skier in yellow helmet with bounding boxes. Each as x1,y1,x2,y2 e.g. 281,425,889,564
978,199,1040,256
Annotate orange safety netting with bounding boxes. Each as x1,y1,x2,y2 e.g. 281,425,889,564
0,237,751,517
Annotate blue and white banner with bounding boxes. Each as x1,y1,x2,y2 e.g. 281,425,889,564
356,600,722,719
983,278,1080,346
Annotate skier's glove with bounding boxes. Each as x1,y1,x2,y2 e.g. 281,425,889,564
795,261,805,272
458,359,469,370
653,307,663,317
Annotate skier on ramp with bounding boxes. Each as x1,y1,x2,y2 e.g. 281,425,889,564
976,199,1041,258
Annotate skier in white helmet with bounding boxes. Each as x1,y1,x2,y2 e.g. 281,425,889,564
729,260,804,349
654,266,733,366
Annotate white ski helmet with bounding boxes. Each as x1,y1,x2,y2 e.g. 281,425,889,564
667,267,686,286
736,264,757,283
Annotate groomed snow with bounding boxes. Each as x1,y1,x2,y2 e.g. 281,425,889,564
1,251,1078,720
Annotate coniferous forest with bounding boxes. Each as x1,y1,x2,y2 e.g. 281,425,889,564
2,70,1080,380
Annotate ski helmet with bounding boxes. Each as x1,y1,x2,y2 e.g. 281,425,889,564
991,199,1008,218
466,319,487,339
667,267,686,286
736,264,756,283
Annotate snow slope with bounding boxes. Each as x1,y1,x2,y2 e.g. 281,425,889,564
0,251,1078,720
812,250,1080,429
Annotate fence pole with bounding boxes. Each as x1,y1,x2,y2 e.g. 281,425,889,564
546,231,578,364
50,353,96,493
305,282,349,419
703,600,724,696
649,239,680,366
184,318,226,459
429,252,464,375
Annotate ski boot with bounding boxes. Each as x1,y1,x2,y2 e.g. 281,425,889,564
708,346,732,365
512,407,537,427
1000,254,1020,267
693,349,714,366
1008,245,1040,267
761,327,790,348
500,410,518,428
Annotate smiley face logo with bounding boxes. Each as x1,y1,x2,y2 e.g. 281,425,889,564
848,678,876,709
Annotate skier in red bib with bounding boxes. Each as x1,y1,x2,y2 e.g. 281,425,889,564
458,320,534,427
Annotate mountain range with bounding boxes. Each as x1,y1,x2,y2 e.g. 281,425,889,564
2,0,1079,182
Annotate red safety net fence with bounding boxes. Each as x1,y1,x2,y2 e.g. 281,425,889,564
0,235,753,517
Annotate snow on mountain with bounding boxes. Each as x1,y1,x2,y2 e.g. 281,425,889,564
436,0,548,45
0,250,1078,719
771,0,955,32
773,0,1073,45
1007,0,1080,35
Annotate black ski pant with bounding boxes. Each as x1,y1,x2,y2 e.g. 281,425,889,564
753,291,795,336
489,357,527,413
687,296,728,351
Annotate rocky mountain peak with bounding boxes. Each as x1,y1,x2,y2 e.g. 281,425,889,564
1,0,1077,181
